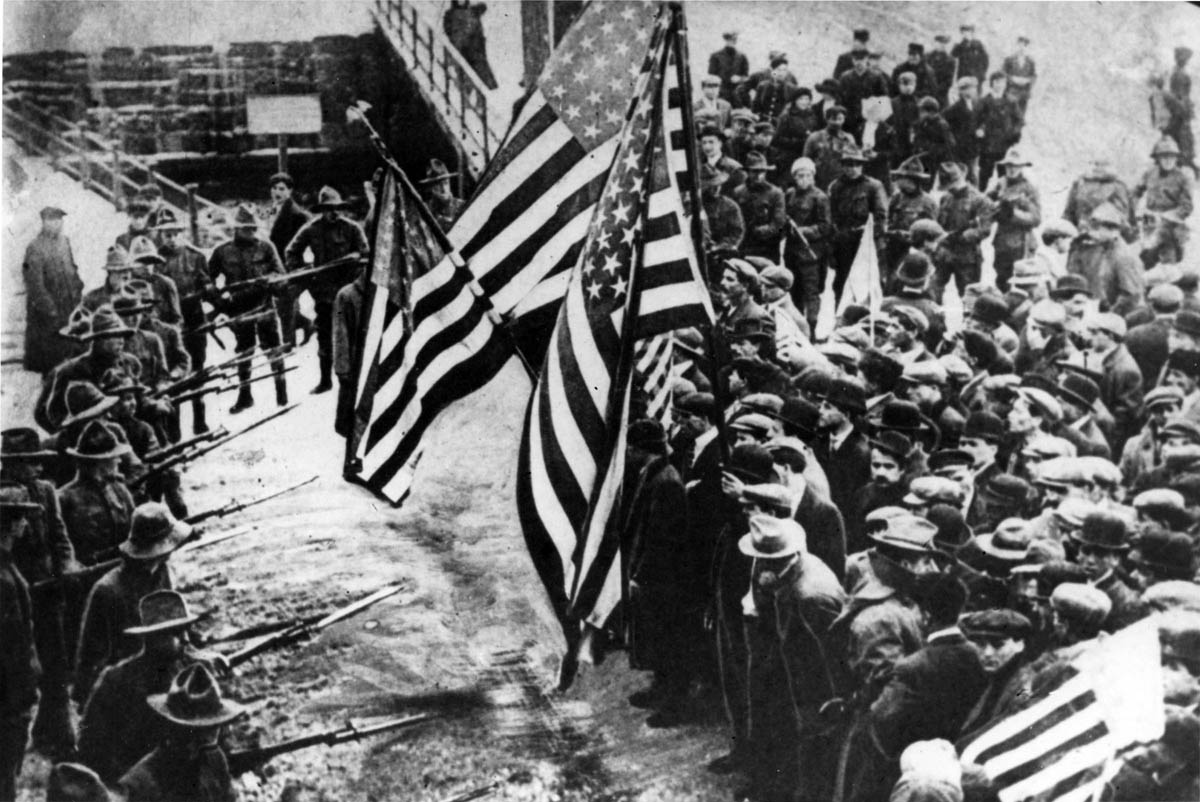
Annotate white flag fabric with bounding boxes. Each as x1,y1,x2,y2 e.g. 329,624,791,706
835,213,882,317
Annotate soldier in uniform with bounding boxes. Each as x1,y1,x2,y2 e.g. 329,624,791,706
802,104,856,192
986,148,1041,291
1062,156,1134,235
208,204,289,413
784,157,832,332
81,246,135,313
267,172,313,348
951,23,990,86
125,281,189,387
932,161,993,302
700,163,744,257
733,152,787,262
285,187,369,395
333,265,369,441
707,31,749,105
0,485,41,802
74,502,187,707
420,159,464,232
118,663,243,802
828,145,888,304
885,157,937,282
79,591,222,784
35,308,140,433
58,420,137,569
114,197,154,253
154,210,214,434
126,236,182,326
23,206,84,373
1133,137,1194,268
0,429,77,760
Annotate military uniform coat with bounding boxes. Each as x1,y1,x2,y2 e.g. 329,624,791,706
1062,172,1133,232
35,351,144,432
1065,235,1145,316
784,184,832,260
57,476,136,568
8,478,74,584
120,743,235,802
158,243,212,329
987,174,1042,258
702,193,745,253
732,179,787,261
130,270,182,326
803,127,858,192
207,235,285,316
284,215,370,304
22,230,84,372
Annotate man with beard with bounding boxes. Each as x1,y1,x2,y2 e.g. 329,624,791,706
851,430,917,554
740,514,845,802
958,609,1034,739
78,591,224,783
622,421,692,728
1070,511,1148,632
986,148,1041,291
803,105,857,193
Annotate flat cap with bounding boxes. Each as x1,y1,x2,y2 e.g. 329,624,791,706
1028,299,1067,328
730,412,776,439
900,359,948,386
759,265,794,291
1085,311,1127,339
961,609,1033,639
1050,582,1112,626
1145,385,1186,410
1143,581,1200,613
904,475,966,506
1149,283,1185,312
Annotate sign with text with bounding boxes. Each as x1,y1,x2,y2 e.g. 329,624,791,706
247,95,323,135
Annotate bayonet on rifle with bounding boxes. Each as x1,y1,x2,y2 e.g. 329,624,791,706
225,712,434,775
184,475,317,525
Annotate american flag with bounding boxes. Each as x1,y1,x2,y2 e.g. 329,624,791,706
516,6,712,642
634,334,674,424
348,0,667,502
958,619,1164,802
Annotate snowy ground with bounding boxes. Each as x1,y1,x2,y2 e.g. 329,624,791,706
3,2,1198,800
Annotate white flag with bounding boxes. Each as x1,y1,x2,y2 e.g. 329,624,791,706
835,213,882,317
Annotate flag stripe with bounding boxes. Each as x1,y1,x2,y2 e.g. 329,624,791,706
1001,736,1112,802
961,675,1093,763
470,96,559,197
990,720,1108,787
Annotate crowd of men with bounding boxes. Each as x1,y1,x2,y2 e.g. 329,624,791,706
4,163,466,801
608,25,1200,802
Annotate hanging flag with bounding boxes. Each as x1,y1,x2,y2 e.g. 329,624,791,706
516,7,712,651
634,333,674,425
835,213,882,317
959,619,1164,802
349,0,667,503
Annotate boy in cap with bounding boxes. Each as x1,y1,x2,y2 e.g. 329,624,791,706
74,502,188,706
783,156,830,333
1081,311,1144,450
208,204,290,413
985,147,1040,291
117,664,244,802
1133,137,1194,268
79,590,224,783
267,172,313,348
694,74,732,132
22,204,84,373
0,484,43,801
284,187,370,395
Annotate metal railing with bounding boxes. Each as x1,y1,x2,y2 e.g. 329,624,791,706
372,0,500,177
3,92,222,240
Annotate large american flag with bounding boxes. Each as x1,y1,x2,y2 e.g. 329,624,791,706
349,0,667,502
516,7,712,640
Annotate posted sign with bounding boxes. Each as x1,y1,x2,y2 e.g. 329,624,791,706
247,95,323,135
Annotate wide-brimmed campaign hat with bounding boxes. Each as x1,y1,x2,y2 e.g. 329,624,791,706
147,664,245,728
996,147,1032,167
103,245,133,273
738,514,807,559
125,590,203,636
66,419,131,460
128,235,164,265
0,427,56,460
61,383,120,429
120,502,193,560
57,306,93,341
313,185,352,210
81,308,135,341
99,367,147,396
0,483,41,516
152,208,185,230
890,155,929,180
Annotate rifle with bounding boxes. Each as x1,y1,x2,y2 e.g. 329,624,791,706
30,556,122,592
145,427,229,463
168,366,297,406
184,475,317,525
439,784,500,802
181,253,364,303
130,403,300,488
203,612,324,645
152,345,290,400
189,308,276,337
224,583,407,668
226,712,434,775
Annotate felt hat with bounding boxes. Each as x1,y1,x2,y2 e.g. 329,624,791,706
124,590,202,636
128,235,163,264
870,429,914,461
729,316,774,343
1130,530,1196,581
963,411,1004,443
45,763,111,802
1152,136,1182,158
840,144,869,164
727,443,775,484
675,391,714,419
1054,373,1100,411
61,382,120,429
40,205,68,219
960,609,1032,640
940,162,969,183
769,54,788,69
896,252,934,286
874,399,935,435
152,208,185,230
268,171,294,189
1172,311,1200,339
699,162,728,188
744,151,775,172
1050,583,1111,627
698,124,727,142
909,219,946,246
996,147,1032,167
57,306,93,341
974,518,1032,562
1088,202,1125,229
1009,258,1048,287
734,513,801,557
120,502,193,559
818,376,867,415
815,79,840,95
764,436,807,471
778,396,819,438
927,503,972,550
313,185,351,210
891,305,930,334
870,514,941,553
419,159,458,185
891,156,929,180
227,204,257,228
1016,386,1063,424
970,294,1010,327
0,428,56,460
981,473,1032,505
103,245,132,273
722,31,738,40
1071,511,1129,552
740,484,794,516
0,483,40,517
66,419,131,460
1149,283,1185,312
147,664,245,728
730,412,776,441
99,367,147,396
112,292,154,317
928,448,972,474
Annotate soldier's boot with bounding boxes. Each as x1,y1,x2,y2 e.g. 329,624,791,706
275,375,289,407
312,354,333,394
298,313,315,346
191,398,209,435
230,386,255,414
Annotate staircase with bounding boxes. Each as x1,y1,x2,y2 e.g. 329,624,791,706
371,0,501,178
3,91,222,234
